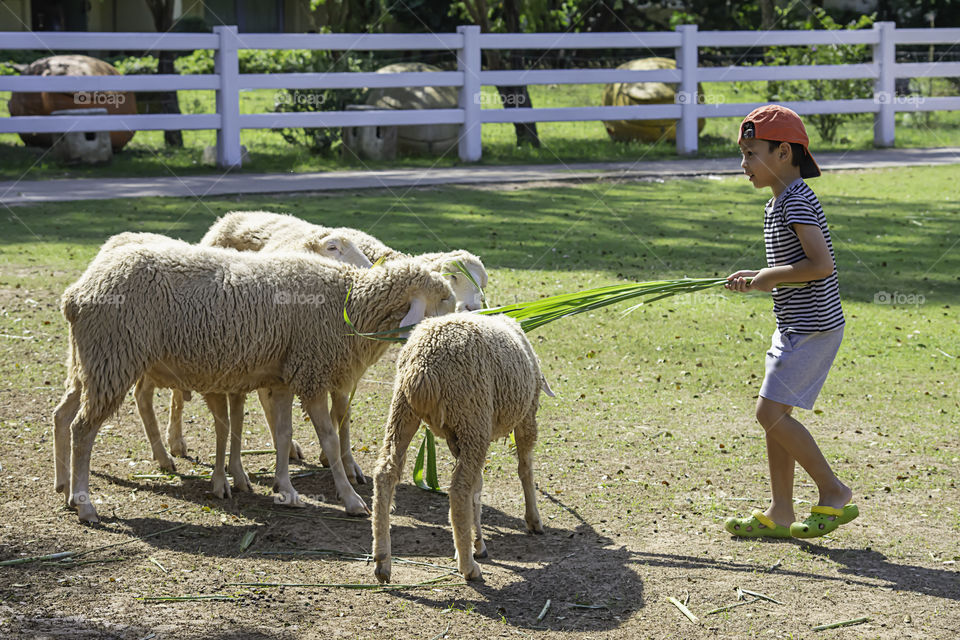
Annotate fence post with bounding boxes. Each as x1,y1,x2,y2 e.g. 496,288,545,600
872,21,896,147
457,25,482,162
214,25,242,169
675,24,698,156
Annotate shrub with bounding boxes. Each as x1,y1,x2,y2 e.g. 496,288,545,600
765,9,875,143
271,51,374,155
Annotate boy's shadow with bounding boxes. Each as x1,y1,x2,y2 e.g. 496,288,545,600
796,543,960,601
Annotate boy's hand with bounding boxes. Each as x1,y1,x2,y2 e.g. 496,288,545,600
748,268,778,292
725,270,759,292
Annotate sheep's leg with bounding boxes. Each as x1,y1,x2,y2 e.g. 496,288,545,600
257,388,304,462
134,377,176,472
515,418,543,534
228,392,252,493
53,384,81,496
372,393,421,584
471,474,488,559
331,390,365,484
448,426,487,580
69,414,102,523
304,394,369,517
203,393,231,499
167,389,188,457
269,387,303,508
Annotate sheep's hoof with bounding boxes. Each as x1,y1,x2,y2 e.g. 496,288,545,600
289,440,305,462
55,481,66,494
232,470,253,493
156,454,177,473
527,520,544,534
168,437,188,458
318,451,330,468
211,475,231,499
473,546,488,560
374,561,391,584
461,562,483,581
70,494,99,523
345,460,367,485
344,498,370,518
77,504,100,524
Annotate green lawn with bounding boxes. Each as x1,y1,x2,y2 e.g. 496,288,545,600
1,167,958,637
1,78,958,180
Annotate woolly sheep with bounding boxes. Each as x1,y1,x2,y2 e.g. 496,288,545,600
53,243,455,522
183,211,488,483
139,220,374,463
371,313,554,582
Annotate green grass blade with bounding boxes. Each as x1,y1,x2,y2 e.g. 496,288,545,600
412,428,441,492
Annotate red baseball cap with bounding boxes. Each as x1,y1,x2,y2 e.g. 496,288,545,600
738,105,821,178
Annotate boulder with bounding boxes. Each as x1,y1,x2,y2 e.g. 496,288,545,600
8,55,137,151
49,108,113,165
365,62,459,156
601,57,705,143
341,105,398,161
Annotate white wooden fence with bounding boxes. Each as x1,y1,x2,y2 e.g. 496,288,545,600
2,23,959,168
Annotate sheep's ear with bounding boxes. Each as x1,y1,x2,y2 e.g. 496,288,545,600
306,235,342,258
541,375,556,398
399,294,427,330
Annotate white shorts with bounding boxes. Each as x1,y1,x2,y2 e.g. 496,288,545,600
759,327,843,410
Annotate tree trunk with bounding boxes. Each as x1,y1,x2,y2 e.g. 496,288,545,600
157,51,183,147
144,0,182,147
498,0,540,148
759,0,776,31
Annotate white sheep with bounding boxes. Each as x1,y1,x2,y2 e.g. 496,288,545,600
181,210,488,485
53,243,455,522
122,221,375,465
371,313,554,582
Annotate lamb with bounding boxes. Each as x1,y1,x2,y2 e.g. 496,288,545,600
178,210,488,483
53,243,455,522
371,314,554,582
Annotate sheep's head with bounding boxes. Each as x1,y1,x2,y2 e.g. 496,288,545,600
440,253,488,312
304,232,373,268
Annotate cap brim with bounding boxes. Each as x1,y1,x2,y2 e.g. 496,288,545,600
800,152,821,178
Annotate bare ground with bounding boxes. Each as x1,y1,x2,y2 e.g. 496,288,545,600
1,280,958,640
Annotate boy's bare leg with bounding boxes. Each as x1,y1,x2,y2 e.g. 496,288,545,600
764,423,796,527
756,397,852,511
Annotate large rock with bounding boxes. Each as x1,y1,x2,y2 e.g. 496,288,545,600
8,55,137,151
601,57,705,143
366,62,459,156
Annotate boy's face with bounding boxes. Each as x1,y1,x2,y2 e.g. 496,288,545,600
739,137,786,190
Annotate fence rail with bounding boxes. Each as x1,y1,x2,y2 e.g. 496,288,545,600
1,23,959,167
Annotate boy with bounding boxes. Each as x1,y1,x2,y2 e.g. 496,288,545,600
724,105,857,538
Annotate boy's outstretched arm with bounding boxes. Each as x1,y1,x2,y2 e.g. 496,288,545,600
726,224,835,293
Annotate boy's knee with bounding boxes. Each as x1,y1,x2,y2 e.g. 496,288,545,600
755,399,789,429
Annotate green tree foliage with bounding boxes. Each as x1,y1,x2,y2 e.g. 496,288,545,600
765,8,875,143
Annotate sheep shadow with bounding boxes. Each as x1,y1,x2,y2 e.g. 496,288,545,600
380,488,646,632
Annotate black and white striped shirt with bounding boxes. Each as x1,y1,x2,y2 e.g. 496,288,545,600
764,179,845,334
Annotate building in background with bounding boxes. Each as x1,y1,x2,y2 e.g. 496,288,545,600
0,0,311,33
